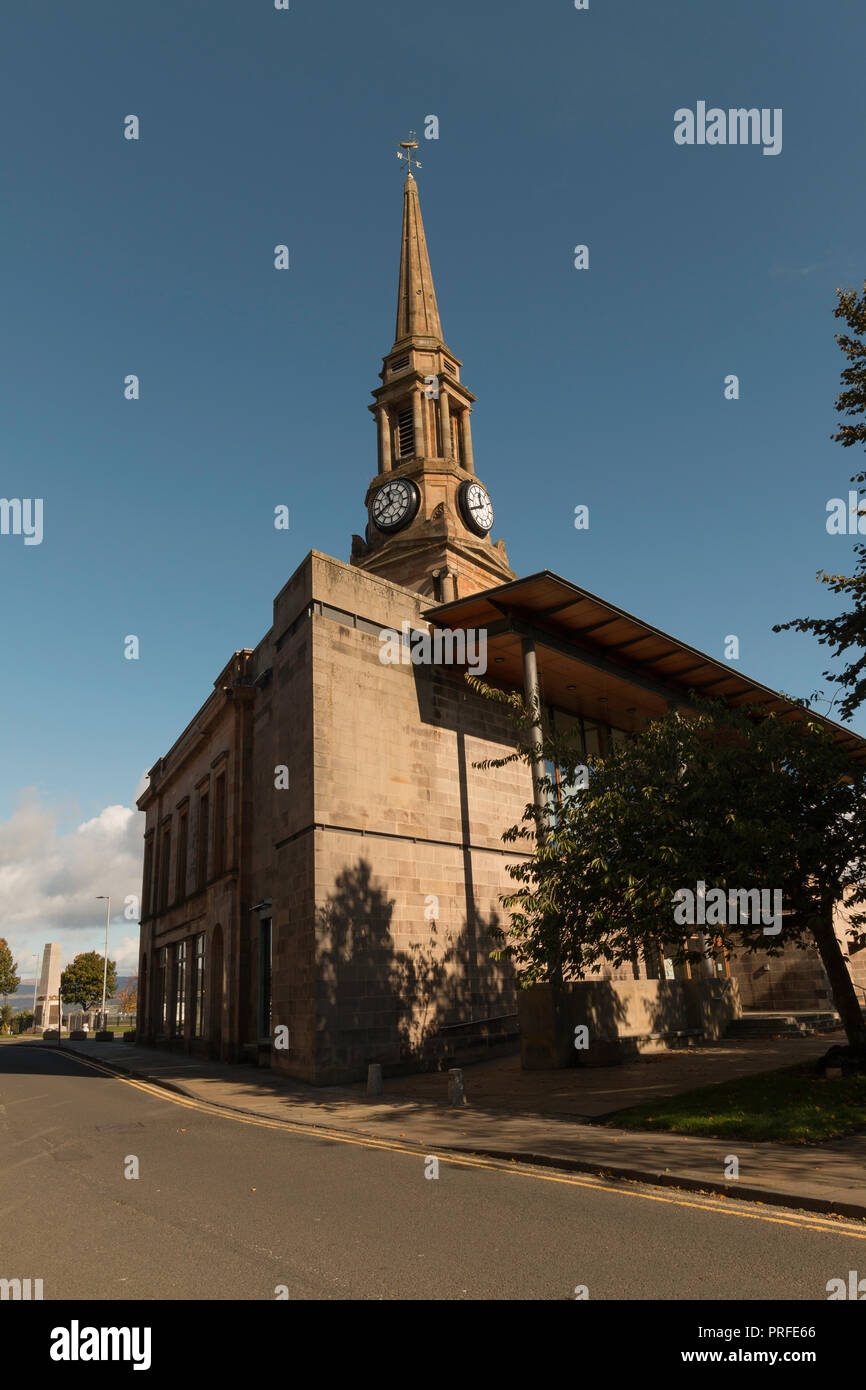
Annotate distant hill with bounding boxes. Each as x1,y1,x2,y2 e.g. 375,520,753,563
4,974,136,1006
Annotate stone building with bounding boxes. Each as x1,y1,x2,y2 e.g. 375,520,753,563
136,163,866,1083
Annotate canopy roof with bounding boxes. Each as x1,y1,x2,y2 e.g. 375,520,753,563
425,570,866,762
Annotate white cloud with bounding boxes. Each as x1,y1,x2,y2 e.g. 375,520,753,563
0,789,144,981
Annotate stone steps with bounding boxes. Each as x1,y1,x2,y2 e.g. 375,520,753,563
726,1011,841,1039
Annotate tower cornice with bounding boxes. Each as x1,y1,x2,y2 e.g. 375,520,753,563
368,373,477,412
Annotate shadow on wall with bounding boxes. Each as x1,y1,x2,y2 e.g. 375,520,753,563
519,976,741,1070
520,980,630,1069
316,858,514,1078
728,940,833,1012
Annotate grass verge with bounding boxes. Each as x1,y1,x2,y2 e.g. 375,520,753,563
601,1063,866,1143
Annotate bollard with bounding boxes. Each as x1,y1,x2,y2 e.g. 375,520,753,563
367,1063,383,1097
448,1067,467,1107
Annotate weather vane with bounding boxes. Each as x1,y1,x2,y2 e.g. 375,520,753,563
396,132,422,176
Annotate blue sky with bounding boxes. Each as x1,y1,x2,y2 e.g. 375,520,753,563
2,0,865,969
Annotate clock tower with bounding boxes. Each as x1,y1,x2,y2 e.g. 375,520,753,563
350,143,515,602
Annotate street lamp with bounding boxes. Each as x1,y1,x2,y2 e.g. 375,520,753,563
96,896,110,1030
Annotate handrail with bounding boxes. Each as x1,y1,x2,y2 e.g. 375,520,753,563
438,1012,519,1033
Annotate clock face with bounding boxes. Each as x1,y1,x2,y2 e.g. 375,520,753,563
371,478,420,533
458,480,494,536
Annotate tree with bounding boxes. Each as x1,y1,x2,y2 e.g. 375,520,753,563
116,981,138,1017
0,1003,14,1035
14,1010,34,1034
60,952,117,1012
474,684,866,1050
774,282,866,719
0,938,20,1005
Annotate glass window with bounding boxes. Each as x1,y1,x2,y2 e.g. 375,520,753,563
643,944,661,981
158,822,172,911
197,788,209,888
542,758,559,828
547,709,589,806
175,941,187,1033
194,934,205,1038
558,759,588,802
175,812,188,902
158,947,168,1031
583,720,603,761
259,919,272,1040
554,710,582,743
213,776,226,877
142,835,154,917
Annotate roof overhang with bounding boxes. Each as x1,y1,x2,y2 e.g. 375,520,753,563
424,570,866,762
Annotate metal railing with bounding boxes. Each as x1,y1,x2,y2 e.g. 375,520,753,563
438,1012,518,1034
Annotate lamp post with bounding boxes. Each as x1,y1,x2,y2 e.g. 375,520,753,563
96,896,110,1030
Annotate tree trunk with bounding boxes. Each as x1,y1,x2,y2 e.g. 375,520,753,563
811,906,866,1047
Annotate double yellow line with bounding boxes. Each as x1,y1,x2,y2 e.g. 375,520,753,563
62,1048,866,1242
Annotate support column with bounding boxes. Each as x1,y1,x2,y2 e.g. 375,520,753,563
412,389,424,458
377,405,392,472
439,389,451,459
460,410,475,474
521,638,548,838
521,637,564,1000
696,933,716,978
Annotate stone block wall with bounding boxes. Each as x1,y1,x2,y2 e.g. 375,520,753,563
518,977,742,1069
307,552,529,1081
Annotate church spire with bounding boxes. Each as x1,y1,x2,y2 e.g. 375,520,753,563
350,140,515,602
394,172,443,346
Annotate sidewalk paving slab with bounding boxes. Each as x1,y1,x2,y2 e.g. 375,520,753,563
355,1037,846,1119
36,1037,866,1222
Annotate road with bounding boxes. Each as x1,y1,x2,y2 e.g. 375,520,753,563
1,1042,863,1301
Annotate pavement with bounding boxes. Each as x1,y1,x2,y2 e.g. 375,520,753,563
49,1031,866,1221
9,1044,864,1302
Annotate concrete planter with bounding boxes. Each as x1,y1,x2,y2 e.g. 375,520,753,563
69,1030,89,1041
518,977,742,1069
95,1030,115,1041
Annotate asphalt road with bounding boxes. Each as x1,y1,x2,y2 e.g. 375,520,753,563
1,1042,864,1301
